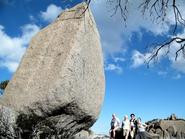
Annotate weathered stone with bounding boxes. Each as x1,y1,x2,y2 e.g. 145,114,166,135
72,130,110,139
146,118,185,139
71,130,94,139
92,134,110,139
0,2,105,138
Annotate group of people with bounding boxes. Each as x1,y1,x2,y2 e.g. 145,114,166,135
110,113,147,139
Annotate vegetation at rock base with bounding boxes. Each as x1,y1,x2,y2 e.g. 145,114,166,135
0,80,9,90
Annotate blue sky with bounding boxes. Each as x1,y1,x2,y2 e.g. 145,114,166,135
0,0,185,135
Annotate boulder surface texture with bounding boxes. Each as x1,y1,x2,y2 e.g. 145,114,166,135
147,119,185,139
0,2,105,139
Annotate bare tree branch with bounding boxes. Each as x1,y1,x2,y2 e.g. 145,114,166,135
80,0,92,15
106,0,129,24
147,37,185,66
107,0,185,63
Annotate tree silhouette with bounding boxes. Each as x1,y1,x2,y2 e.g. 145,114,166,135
0,80,9,94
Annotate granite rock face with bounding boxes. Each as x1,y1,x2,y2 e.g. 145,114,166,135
0,2,105,138
72,130,109,139
71,130,94,139
147,118,185,139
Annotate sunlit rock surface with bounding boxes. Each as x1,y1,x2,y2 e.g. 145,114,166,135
0,2,105,139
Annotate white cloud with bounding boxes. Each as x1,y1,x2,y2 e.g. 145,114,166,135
169,30,185,73
0,24,40,72
131,50,152,68
91,1,127,60
0,62,18,72
41,4,62,23
131,46,170,68
21,24,40,45
114,57,125,63
29,15,37,22
105,64,123,74
158,71,168,76
173,74,182,80
171,53,185,74
131,28,185,73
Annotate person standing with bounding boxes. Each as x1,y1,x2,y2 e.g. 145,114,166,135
122,115,130,139
109,114,120,139
130,113,137,139
135,118,151,139
136,118,147,133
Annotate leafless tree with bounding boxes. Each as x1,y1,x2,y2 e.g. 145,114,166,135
137,0,185,65
67,0,185,65
104,0,185,65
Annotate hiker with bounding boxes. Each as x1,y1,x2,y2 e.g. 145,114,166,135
135,118,149,139
130,113,137,139
136,118,147,132
109,114,120,139
122,115,130,139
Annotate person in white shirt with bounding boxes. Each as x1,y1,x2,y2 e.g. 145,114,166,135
135,118,160,139
109,114,120,139
122,115,130,139
136,118,147,132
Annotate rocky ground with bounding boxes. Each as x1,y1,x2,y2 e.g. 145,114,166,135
71,130,109,139
145,114,185,139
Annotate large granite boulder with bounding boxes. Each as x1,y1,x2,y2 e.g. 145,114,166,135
0,2,105,138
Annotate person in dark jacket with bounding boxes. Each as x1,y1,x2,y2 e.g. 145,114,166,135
130,113,137,139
